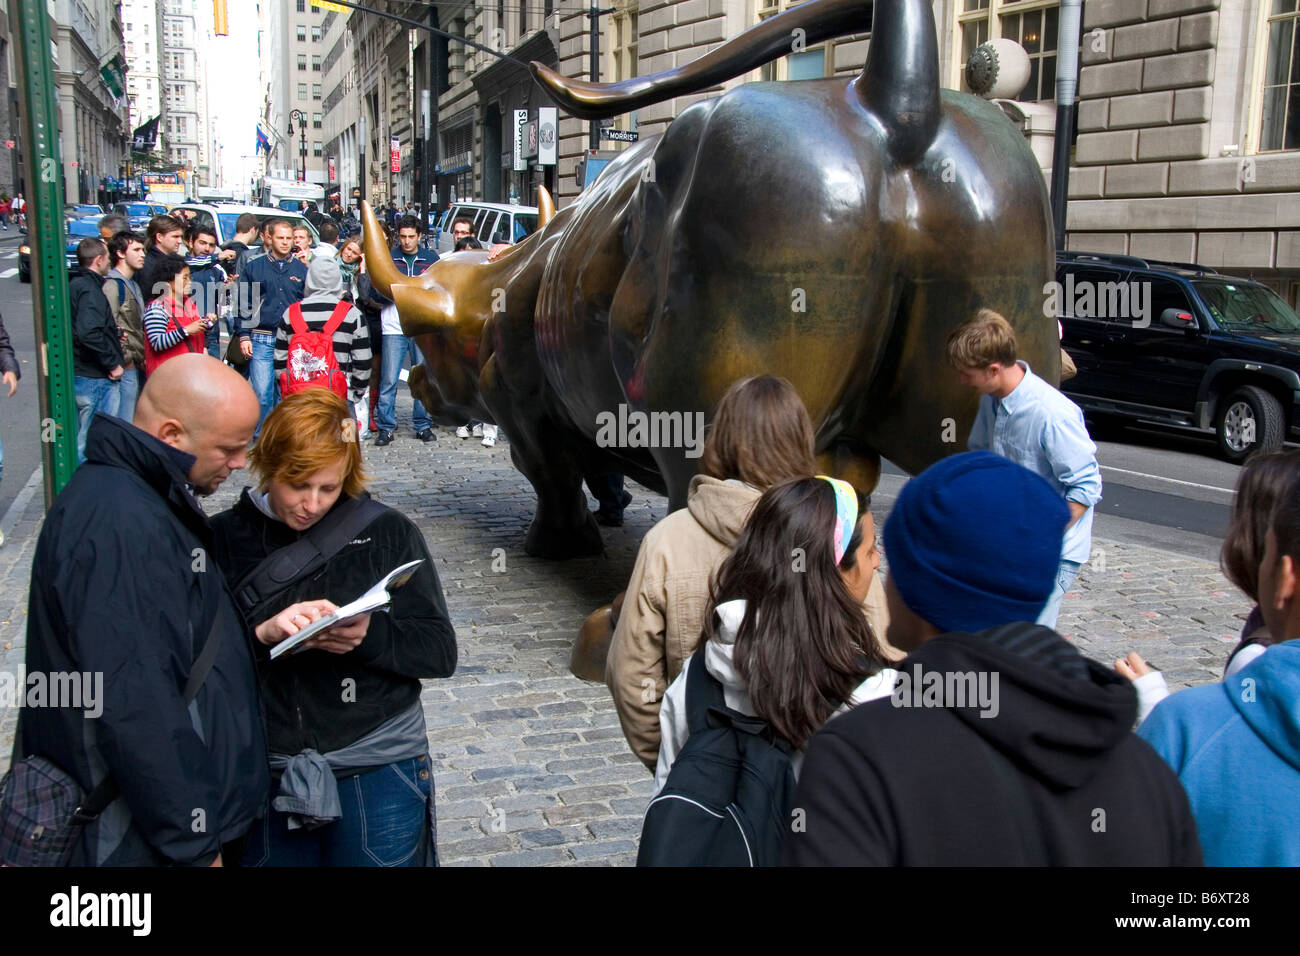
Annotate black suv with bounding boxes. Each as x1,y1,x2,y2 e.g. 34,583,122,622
1057,251,1300,462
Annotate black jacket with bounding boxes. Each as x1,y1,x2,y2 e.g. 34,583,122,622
220,239,252,282
0,310,18,378
69,266,123,378
17,415,269,865
785,623,1203,866
135,245,171,305
210,490,457,758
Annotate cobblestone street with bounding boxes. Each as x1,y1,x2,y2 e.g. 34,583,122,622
0,395,1254,865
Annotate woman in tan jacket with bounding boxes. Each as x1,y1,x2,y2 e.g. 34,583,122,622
606,375,895,769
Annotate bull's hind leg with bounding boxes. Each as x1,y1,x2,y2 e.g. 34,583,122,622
479,354,605,559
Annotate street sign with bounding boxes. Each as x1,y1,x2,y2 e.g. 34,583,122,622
601,128,639,143
513,109,528,172
539,107,557,166
310,0,349,12
390,136,400,173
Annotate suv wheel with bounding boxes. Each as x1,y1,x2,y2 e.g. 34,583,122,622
1216,386,1284,463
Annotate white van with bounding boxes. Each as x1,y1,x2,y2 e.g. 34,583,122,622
433,201,539,255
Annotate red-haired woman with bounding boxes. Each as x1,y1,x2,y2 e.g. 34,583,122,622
210,388,457,866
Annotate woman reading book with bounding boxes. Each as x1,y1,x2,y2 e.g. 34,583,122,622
211,388,458,866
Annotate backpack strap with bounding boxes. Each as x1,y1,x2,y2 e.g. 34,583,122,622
322,300,351,336
684,642,727,737
71,601,227,823
232,493,387,618
288,301,307,335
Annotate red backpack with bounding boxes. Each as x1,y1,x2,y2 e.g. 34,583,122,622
280,301,350,398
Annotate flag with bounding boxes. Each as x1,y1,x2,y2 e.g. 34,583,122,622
213,0,229,35
256,127,271,154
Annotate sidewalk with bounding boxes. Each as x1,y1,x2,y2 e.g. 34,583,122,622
0,396,1251,865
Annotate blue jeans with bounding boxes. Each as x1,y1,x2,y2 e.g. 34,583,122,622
115,367,141,424
1037,559,1082,630
242,755,437,867
74,376,120,465
247,333,278,435
376,334,430,434
205,324,221,359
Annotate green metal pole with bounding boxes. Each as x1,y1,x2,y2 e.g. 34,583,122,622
14,0,77,504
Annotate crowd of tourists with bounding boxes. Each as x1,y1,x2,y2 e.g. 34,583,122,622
3,260,1296,867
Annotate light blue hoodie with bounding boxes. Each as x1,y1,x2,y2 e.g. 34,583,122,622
1138,642,1300,866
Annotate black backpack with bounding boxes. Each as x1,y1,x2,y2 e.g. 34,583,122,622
637,644,797,866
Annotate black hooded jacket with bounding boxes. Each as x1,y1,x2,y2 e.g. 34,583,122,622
69,265,123,378
210,489,457,759
785,623,1203,866
17,415,269,865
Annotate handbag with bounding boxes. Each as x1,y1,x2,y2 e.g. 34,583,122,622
0,610,226,866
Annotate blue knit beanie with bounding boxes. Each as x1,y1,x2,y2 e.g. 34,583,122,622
883,451,1071,634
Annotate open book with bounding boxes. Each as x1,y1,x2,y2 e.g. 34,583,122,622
269,558,425,660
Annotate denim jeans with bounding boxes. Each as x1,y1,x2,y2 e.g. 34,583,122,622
74,376,120,465
376,334,430,434
242,755,436,867
1037,559,1082,630
115,368,141,424
205,324,221,359
247,333,278,436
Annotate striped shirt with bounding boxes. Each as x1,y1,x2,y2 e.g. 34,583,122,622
143,296,202,353
273,297,372,396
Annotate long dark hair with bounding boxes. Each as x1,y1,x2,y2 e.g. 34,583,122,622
701,476,888,749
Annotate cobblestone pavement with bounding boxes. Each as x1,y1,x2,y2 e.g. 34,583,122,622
0,395,1254,866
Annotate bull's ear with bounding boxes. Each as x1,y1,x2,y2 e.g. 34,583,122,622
854,0,941,167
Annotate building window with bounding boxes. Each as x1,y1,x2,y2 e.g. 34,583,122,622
313,112,323,128
298,54,307,70
296,0,305,11
312,83,321,99
755,0,835,81
298,82,308,100
956,0,1060,103
1261,2,1300,151
297,24,306,42
312,55,321,71
519,0,528,37
314,141,323,157
311,25,321,42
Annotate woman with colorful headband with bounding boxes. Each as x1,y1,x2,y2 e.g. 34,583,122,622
653,474,898,788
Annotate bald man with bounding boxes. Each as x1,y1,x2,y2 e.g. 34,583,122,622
18,355,271,866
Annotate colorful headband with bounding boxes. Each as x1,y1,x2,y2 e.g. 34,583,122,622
817,475,859,565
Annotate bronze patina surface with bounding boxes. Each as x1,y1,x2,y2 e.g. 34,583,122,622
366,0,1055,558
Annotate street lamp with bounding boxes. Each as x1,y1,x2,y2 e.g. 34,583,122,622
287,109,308,182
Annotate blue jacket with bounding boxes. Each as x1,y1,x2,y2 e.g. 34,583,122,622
368,247,438,309
236,250,306,336
1138,642,1300,866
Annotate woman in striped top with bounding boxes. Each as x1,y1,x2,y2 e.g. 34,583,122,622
141,252,209,377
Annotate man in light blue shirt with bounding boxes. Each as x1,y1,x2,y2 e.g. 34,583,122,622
948,309,1102,628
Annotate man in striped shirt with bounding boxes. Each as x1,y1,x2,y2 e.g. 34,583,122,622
273,256,372,433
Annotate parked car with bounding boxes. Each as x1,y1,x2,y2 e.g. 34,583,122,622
111,201,169,230
18,216,108,282
431,201,538,255
64,204,104,220
1058,250,1300,462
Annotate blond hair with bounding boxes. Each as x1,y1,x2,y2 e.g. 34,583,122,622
946,308,1018,369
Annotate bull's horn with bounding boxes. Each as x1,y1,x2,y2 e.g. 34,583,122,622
392,282,457,335
537,185,555,229
361,200,410,298
530,0,870,119
854,0,941,166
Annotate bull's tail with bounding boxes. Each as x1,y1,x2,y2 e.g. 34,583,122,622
531,0,940,164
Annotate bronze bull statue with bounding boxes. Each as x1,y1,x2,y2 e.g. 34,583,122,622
364,0,1056,559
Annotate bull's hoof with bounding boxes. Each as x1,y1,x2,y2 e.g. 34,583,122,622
523,512,605,559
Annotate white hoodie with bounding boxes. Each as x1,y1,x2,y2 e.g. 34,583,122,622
654,598,898,794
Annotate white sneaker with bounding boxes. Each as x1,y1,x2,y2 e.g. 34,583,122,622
481,424,498,447
471,422,484,437
456,425,470,439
